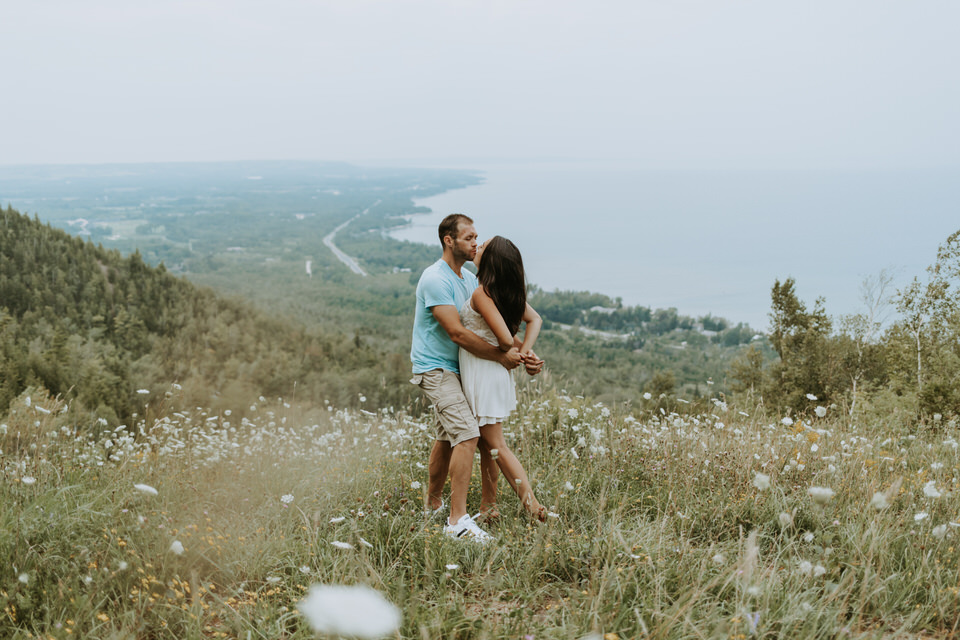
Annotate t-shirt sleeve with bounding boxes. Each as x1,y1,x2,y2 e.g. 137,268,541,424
421,272,456,309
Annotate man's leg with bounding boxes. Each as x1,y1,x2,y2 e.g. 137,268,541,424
448,436,479,525
427,440,452,510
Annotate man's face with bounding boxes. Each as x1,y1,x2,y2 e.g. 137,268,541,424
449,223,478,262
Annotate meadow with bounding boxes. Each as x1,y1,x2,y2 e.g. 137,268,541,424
3,377,959,639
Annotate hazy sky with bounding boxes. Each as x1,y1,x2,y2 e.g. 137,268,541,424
3,1,959,169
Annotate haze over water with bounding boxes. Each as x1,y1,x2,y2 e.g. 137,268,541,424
391,162,960,331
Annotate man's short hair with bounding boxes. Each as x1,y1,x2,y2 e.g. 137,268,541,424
438,213,474,245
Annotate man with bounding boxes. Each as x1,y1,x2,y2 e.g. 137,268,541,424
410,213,543,543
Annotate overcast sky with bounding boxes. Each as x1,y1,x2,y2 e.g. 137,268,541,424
3,0,959,169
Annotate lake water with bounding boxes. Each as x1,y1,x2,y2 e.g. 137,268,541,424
390,162,960,331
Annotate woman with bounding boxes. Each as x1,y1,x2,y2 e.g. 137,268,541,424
459,236,547,522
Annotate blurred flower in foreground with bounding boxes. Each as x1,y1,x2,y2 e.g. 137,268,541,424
870,492,889,510
281,494,294,504
134,483,158,496
871,478,901,510
331,541,355,550
410,481,421,490
169,540,184,555
932,524,948,539
915,512,929,522
299,584,400,639
807,486,835,505
21,476,36,485
815,406,827,418
806,394,818,401
781,417,794,427
18,573,29,584
753,473,770,491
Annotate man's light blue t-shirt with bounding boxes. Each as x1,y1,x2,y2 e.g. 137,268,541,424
411,259,478,374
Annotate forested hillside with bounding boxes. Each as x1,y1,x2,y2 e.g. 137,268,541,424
0,206,413,423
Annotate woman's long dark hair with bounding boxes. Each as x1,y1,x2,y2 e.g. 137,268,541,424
477,236,526,336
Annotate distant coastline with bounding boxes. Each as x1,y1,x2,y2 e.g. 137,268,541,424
387,164,960,332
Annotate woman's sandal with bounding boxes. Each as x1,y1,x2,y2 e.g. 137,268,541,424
527,505,548,523
475,508,501,525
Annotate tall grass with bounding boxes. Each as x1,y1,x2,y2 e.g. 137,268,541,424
2,381,958,639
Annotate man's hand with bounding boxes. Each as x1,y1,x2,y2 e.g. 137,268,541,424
499,347,523,370
521,350,544,376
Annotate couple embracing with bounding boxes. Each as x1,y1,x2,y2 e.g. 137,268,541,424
410,213,546,543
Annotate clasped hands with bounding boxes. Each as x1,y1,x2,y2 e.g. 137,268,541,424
499,347,544,376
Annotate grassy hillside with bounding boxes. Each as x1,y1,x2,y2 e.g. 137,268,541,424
3,386,958,638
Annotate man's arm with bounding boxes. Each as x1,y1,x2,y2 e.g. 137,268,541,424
432,305,522,370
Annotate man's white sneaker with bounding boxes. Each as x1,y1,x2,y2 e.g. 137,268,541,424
443,513,493,544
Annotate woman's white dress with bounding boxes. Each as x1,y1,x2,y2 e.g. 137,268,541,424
459,299,516,426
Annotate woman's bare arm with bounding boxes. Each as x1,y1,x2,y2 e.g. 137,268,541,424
471,287,515,351
519,303,541,355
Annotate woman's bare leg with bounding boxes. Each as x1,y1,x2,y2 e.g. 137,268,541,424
477,438,500,518
479,422,544,519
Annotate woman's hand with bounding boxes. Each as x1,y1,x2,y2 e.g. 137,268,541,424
519,350,544,376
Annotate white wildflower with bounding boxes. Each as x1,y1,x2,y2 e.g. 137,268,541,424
807,486,835,505
915,512,929,522
21,476,36,485
331,540,355,550
300,565,311,574
18,573,28,584
410,481,421,490
133,483,158,496
267,576,282,584
359,537,374,549
643,392,652,400
802,532,815,543
923,481,941,499
564,481,575,491
169,540,185,555
330,516,346,524
797,560,813,576
813,564,827,577
570,447,580,460
298,584,401,639
136,389,150,395
117,561,128,571
932,524,948,540
445,564,459,571
781,417,794,426
815,406,827,418
281,494,294,504
490,448,499,460
806,394,818,401
753,473,770,491
778,512,793,529
712,553,725,565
